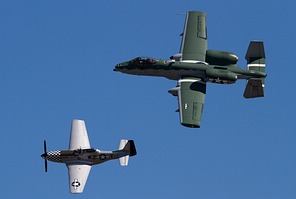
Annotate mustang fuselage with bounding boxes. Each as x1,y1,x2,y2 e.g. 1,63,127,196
41,148,128,165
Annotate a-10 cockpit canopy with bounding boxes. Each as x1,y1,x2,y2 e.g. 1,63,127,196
130,57,159,65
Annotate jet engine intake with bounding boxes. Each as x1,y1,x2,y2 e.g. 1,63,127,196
206,50,238,65
170,53,182,61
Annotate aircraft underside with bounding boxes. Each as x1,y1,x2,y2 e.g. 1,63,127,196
46,149,118,165
119,68,205,81
119,68,237,84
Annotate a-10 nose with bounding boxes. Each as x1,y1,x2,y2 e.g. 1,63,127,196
114,62,129,71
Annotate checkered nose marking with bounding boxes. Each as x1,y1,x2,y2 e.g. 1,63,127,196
46,150,62,162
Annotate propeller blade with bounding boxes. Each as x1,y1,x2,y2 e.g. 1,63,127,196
45,159,48,172
43,140,48,172
44,140,47,153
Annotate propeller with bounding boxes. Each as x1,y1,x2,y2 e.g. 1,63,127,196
41,140,48,172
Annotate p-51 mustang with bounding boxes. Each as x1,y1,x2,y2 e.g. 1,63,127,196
41,119,137,194
114,10,267,128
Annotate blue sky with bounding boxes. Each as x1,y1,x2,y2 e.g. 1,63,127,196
1,0,296,198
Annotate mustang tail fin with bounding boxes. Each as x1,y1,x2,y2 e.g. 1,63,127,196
118,139,137,166
244,41,266,98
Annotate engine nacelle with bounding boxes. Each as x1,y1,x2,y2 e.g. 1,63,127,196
206,50,238,66
170,53,182,61
206,68,237,84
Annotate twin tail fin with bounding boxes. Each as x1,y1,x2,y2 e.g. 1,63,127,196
244,41,266,98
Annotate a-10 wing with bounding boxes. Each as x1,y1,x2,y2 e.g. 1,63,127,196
180,11,207,61
177,78,206,128
175,11,208,127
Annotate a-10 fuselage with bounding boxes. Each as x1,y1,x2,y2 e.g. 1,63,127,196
41,148,126,165
114,57,267,84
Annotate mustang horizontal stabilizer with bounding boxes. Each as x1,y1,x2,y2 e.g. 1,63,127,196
118,139,137,166
244,41,266,98
178,78,206,128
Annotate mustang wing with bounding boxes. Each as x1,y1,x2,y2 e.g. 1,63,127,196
178,78,206,128
67,164,92,194
69,119,90,150
180,11,207,61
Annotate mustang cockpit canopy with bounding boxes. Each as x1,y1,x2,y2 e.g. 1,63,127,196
75,148,97,155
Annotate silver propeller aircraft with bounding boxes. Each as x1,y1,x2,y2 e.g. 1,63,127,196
114,10,267,128
41,119,137,194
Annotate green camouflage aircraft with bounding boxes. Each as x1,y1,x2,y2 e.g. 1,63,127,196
114,11,266,128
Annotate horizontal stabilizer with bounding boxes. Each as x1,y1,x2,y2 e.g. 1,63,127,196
119,156,129,166
243,79,264,98
118,139,128,150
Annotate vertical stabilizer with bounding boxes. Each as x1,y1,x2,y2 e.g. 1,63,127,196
119,156,129,166
245,41,266,73
244,41,266,98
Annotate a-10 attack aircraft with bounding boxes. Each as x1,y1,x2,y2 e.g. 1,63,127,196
41,119,137,194
114,10,267,128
